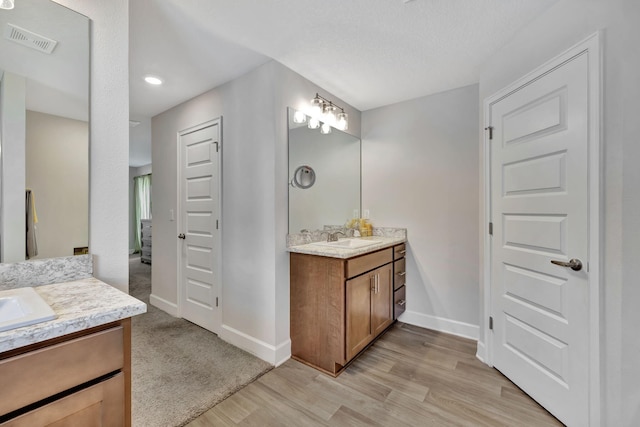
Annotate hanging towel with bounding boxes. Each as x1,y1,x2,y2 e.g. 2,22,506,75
26,189,38,259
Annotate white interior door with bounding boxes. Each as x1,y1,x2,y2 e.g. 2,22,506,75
489,52,592,426
178,120,221,334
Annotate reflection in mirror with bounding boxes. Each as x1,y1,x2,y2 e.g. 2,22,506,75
288,108,361,234
0,0,89,262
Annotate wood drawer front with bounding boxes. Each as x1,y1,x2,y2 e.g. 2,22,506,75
0,326,124,416
394,243,406,260
394,258,406,290
346,248,393,279
1,373,125,427
394,285,406,320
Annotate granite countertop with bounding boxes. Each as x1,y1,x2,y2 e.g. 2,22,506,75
287,236,406,259
0,278,147,353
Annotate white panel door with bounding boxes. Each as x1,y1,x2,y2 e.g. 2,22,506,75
179,120,220,333
490,53,590,426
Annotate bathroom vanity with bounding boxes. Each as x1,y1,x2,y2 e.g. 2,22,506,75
289,232,406,376
0,278,146,426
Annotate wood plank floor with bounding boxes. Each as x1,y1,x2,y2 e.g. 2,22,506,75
188,323,563,426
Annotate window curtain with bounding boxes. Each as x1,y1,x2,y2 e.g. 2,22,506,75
133,174,152,253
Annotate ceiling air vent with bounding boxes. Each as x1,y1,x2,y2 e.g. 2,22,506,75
4,24,58,54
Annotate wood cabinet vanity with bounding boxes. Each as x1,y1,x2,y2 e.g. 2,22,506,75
290,244,405,376
0,319,132,426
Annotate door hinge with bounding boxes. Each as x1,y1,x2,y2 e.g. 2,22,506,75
489,316,494,330
489,222,493,236
216,297,219,307
485,126,494,140
216,219,219,230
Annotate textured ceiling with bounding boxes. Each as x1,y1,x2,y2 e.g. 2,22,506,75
130,0,558,119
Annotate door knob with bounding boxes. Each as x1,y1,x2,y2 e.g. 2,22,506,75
550,258,582,271
178,233,186,239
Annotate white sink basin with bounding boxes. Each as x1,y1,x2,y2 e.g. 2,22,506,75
0,287,56,333
312,238,382,249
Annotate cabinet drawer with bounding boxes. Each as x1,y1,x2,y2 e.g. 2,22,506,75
0,326,124,416
1,373,125,427
394,244,406,260
346,248,393,279
394,258,406,290
394,285,406,320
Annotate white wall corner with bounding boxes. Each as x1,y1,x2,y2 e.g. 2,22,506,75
220,324,289,366
399,310,479,341
149,293,179,317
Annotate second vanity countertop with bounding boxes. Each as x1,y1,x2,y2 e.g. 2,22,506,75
0,278,147,353
287,236,406,259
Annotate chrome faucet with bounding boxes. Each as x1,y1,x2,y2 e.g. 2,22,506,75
327,231,345,242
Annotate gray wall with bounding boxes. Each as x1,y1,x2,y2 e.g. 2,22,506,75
477,0,640,424
151,60,361,364
362,84,480,337
58,0,130,291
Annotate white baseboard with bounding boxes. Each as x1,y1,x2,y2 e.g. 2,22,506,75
476,340,488,364
220,324,290,366
149,293,178,317
399,310,479,340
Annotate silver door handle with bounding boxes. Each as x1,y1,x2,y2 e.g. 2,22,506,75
398,272,406,276
397,299,406,307
178,233,186,239
550,258,582,271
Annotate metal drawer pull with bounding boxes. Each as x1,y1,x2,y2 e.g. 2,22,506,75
398,272,406,276
397,299,406,306
550,258,582,271
397,250,406,255
370,276,376,292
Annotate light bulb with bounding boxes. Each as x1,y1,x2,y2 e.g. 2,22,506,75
0,0,14,9
308,117,320,129
323,103,337,125
336,111,348,131
293,110,306,124
310,97,323,117
320,122,332,134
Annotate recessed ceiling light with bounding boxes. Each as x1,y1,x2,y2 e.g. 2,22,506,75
144,75,163,85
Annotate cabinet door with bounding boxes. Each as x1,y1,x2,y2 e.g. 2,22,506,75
371,263,393,337
346,273,374,360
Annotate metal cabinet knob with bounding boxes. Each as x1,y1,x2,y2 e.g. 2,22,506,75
550,258,582,271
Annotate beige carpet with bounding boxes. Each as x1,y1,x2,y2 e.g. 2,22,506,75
129,257,272,427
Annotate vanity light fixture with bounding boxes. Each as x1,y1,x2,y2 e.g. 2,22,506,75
308,93,349,132
144,75,163,85
0,0,14,10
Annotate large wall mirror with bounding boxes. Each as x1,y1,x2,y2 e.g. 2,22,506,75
0,0,89,262
288,107,361,234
